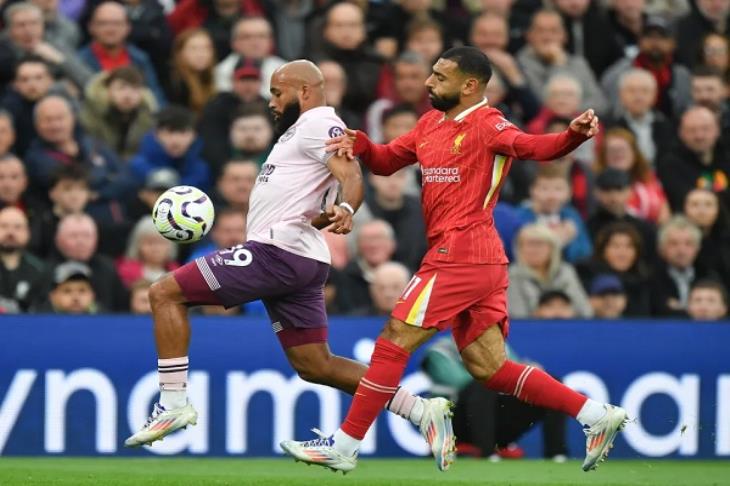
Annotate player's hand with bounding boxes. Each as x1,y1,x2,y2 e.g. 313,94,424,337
570,109,600,138
324,204,353,234
325,128,358,160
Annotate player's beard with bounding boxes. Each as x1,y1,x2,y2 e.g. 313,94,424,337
428,90,461,112
272,100,301,138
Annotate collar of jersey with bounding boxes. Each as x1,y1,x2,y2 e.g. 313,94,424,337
442,97,489,123
298,105,336,124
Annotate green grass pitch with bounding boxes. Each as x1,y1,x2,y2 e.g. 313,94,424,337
1,458,728,486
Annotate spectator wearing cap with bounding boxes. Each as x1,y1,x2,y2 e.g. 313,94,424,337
77,1,166,106
588,274,628,319
675,0,730,68
587,167,657,258
80,66,157,160
47,213,127,311
165,29,217,114
317,60,362,132
577,222,651,316
603,69,674,164
116,216,180,288
129,105,211,190
657,106,730,212
602,16,692,120
0,206,45,312
508,223,592,319
532,290,576,319
125,167,179,222
40,261,99,314
517,9,607,115
687,279,729,320
214,17,285,98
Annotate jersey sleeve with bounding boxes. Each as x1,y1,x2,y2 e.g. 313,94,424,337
481,109,588,161
299,116,347,165
353,120,421,176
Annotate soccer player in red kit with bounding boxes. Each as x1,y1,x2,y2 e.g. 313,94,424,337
281,47,628,473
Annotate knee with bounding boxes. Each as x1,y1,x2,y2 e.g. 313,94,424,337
463,353,506,382
149,276,183,309
291,354,332,385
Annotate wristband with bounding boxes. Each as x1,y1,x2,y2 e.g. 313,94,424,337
339,202,355,215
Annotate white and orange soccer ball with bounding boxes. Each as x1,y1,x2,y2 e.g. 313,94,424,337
152,186,215,243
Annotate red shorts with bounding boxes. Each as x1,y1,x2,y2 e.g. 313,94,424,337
392,262,509,351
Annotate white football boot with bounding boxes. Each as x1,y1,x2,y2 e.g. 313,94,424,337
124,402,198,447
280,429,357,474
582,404,629,471
419,397,456,471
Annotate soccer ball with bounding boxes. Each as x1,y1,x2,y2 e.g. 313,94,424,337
152,186,215,243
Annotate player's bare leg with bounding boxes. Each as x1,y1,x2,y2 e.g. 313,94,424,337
281,319,457,473
125,275,198,447
460,325,628,472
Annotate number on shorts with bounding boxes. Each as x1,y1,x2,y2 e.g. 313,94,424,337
400,275,422,300
221,244,253,267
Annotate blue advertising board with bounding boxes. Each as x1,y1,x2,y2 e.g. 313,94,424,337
0,316,728,458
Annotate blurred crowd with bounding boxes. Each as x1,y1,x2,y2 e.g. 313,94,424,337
0,0,728,321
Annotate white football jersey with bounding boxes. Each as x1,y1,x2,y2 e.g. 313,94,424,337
245,106,344,264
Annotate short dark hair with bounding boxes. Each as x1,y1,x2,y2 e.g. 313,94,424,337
105,66,145,88
692,65,724,80
14,55,52,79
49,164,90,189
156,105,196,132
232,104,271,123
440,46,493,85
382,104,418,126
538,289,572,307
691,279,729,306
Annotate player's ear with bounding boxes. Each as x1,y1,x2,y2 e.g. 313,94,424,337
462,77,480,96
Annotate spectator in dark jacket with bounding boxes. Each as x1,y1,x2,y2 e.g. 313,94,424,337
675,0,730,68
77,1,166,105
129,105,211,190
124,0,173,87
683,188,730,292
0,206,46,312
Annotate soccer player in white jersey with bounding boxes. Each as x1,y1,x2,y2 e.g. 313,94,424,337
125,60,455,470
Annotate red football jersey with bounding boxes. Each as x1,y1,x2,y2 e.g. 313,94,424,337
354,101,588,265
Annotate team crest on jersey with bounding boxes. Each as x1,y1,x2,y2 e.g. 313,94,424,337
279,127,296,143
451,133,467,154
328,126,345,138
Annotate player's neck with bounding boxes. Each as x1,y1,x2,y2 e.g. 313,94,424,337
442,96,487,121
299,100,327,115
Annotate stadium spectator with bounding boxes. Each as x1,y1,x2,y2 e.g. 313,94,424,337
318,60,362,131
515,164,593,263
602,16,691,120
690,66,730,132
683,188,730,291
186,206,245,262
116,216,180,288
43,260,100,314
0,207,45,313
79,66,156,160
228,107,273,167
366,52,430,142
532,289,576,319
587,167,657,256
675,0,730,68
335,219,396,313
649,216,716,316
381,105,418,144
120,0,173,86
577,222,651,317
698,32,729,78
553,0,623,78
604,69,674,164
0,112,16,157
421,336,568,461
588,273,628,319
315,2,384,114
526,74,583,135
214,17,285,97
403,17,444,66
596,128,670,225
125,167,179,222
517,9,607,115
607,0,646,58
166,29,217,114
31,0,80,52
50,213,127,311
78,1,166,105
214,159,258,214
473,0,538,54
657,106,730,212
199,61,267,174
0,57,57,156
366,168,426,272
354,261,411,316
129,105,211,190
508,223,592,319
687,279,729,320
129,277,152,314
0,155,47,256
0,2,92,90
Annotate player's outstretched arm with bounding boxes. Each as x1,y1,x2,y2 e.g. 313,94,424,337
318,153,364,235
326,128,418,176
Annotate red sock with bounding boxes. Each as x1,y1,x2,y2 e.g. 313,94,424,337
341,337,410,440
485,360,587,417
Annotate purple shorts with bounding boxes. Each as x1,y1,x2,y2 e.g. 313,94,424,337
173,241,330,349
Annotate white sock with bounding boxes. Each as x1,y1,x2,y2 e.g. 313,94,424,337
159,389,188,409
576,399,607,427
409,398,425,425
332,428,361,457
385,387,425,426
